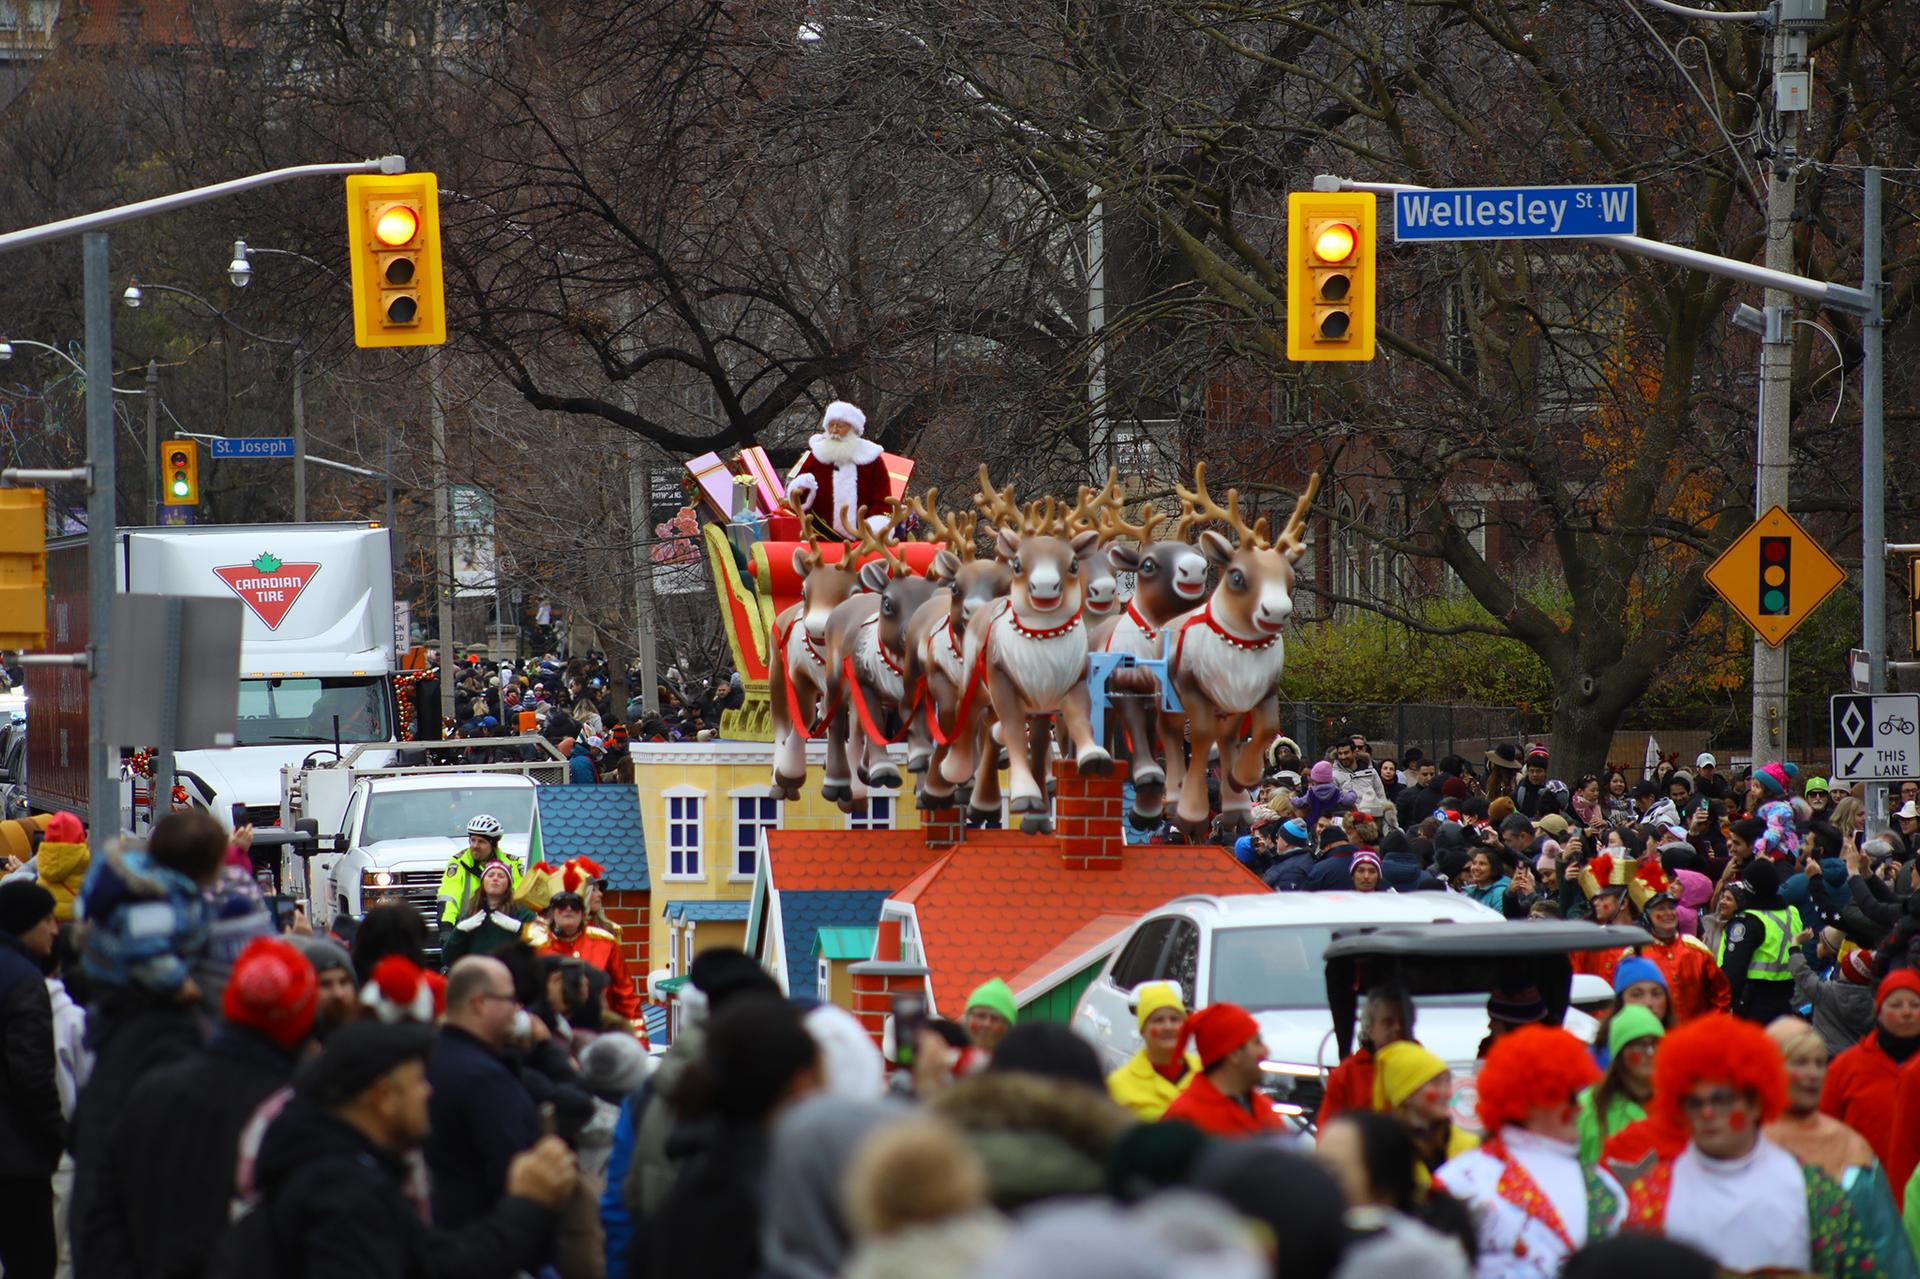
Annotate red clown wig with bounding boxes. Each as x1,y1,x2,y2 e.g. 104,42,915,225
1476,1025,1601,1134
1650,1012,1788,1134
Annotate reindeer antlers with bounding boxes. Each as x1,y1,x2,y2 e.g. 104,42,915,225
851,504,912,576
910,489,979,561
1066,469,1124,537
1176,463,1321,552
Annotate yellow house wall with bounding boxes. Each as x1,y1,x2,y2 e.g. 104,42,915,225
630,741,920,981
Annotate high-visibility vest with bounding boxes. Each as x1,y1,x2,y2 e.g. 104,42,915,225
1744,906,1804,982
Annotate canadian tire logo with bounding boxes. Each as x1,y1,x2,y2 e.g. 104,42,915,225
213,552,320,630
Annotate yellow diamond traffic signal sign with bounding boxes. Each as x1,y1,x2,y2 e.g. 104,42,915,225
0,488,45,649
1287,191,1376,361
162,439,200,506
346,172,446,348
1704,506,1846,648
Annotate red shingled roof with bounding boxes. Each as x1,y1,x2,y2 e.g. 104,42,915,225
764,828,943,893
893,829,1266,1015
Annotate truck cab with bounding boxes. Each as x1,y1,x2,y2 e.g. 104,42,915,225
281,736,567,941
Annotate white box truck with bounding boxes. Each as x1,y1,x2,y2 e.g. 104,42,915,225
27,522,402,839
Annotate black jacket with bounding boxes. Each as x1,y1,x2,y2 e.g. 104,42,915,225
94,1023,301,1278
0,933,63,1177
1512,780,1548,818
223,1097,551,1279
1396,784,1440,829
71,992,204,1277
424,1025,540,1228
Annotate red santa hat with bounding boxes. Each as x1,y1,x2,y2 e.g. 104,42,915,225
360,955,437,1024
820,400,867,435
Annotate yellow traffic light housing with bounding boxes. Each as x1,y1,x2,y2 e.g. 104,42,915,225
1287,191,1376,361
162,439,200,506
346,172,446,348
0,488,45,649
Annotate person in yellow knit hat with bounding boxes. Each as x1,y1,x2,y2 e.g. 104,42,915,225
1106,982,1202,1120
1372,1040,1478,1183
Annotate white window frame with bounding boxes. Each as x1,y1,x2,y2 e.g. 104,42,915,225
730,788,779,881
662,785,705,880
817,954,831,997
847,793,895,831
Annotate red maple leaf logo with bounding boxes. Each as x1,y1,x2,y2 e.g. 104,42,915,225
213,554,321,630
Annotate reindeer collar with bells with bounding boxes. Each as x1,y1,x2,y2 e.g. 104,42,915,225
1006,604,1083,641
1184,605,1280,651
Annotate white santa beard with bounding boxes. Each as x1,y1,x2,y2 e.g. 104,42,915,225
812,432,866,466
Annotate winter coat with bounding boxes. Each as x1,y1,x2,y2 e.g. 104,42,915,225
1382,853,1439,893
1317,1048,1375,1126
930,1070,1134,1210
1161,1069,1284,1138
601,1088,647,1277
440,905,541,965
1264,847,1315,891
642,1118,769,1279
842,1212,1009,1279
48,976,89,1119
569,743,598,785
69,991,205,1276
1105,1047,1200,1122
92,1023,302,1278
1790,951,1877,1056
1305,844,1358,891
79,847,210,998
1396,784,1441,829
1462,876,1510,913
222,1095,554,1279
1575,1085,1645,1165
34,834,89,920
624,1020,704,1219
0,931,64,1178
425,1024,542,1228
1824,1028,1916,1172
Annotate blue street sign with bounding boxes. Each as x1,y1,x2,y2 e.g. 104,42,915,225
210,436,297,459
1393,184,1636,242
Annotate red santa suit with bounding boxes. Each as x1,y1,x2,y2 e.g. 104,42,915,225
543,923,642,1023
787,400,891,539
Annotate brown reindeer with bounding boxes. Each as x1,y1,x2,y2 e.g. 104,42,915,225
769,506,864,800
1067,471,1126,627
903,493,1011,806
1091,499,1212,822
1164,464,1320,834
822,508,950,809
940,467,1110,831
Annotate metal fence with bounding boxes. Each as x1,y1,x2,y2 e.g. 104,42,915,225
1279,703,1536,768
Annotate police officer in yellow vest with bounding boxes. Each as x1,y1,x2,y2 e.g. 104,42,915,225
1719,855,1803,1024
436,814,522,927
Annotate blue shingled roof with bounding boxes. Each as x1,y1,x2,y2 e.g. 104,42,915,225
665,899,751,923
535,786,649,891
781,890,890,1000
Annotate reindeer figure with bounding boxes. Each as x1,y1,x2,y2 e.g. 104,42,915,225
1091,498,1212,822
1066,471,1127,627
769,503,865,800
940,467,1110,831
903,493,1011,805
822,507,950,810
1164,464,1320,834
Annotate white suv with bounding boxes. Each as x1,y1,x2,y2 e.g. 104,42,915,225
1073,891,1502,1120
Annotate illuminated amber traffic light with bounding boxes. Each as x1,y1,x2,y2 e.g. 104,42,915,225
162,439,200,506
346,172,446,348
1287,191,1376,361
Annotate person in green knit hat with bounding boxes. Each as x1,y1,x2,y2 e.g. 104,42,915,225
964,978,1018,1053
1575,1004,1663,1164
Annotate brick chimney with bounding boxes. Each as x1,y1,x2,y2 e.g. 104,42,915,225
1052,757,1126,870
848,956,931,1047
922,806,965,850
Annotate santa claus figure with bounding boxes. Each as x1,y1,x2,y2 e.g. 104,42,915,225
787,400,891,539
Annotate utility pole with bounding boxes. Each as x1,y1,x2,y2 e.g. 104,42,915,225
1087,190,1109,482
429,349,456,736
291,341,307,521
627,442,661,715
1860,166,1888,828
144,359,159,525
1749,1,1818,768
83,234,117,836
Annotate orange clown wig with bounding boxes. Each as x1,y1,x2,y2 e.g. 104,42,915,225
1476,1025,1601,1134
1649,1012,1788,1134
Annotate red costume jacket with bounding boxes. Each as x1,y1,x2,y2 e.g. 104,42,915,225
542,924,642,1024
1317,1048,1375,1126
787,435,891,539
1820,1028,1907,1171
1161,1071,1282,1138
1638,935,1731,1022
1571,946,1627,985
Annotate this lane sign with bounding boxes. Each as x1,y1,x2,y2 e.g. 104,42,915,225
1393,184,1637,242
1831,693,1920,783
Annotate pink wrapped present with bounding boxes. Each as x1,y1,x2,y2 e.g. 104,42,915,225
737,446,787,513
684,452,734,518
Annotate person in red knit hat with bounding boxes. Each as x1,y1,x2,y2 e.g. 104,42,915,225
1159,1003,1279,1137
1433,1025,1623,1278
1819,967,1920,1173
1623,1012,1873,1277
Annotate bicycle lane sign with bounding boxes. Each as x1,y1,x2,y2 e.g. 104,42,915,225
1831,694,1920,783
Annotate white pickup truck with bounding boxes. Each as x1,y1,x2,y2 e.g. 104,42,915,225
280,737,566,938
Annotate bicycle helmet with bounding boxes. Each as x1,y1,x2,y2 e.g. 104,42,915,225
466,814,504,841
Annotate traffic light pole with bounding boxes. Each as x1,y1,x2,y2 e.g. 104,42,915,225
0,155,405,839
